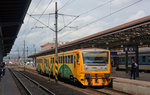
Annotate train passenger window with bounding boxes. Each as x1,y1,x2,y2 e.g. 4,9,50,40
68,56,71,64
62,56,63,63
142,56,146,63
44,58,47,66
51,58,52,64
59,56,62,64
64,56,66,64
58,56,61,63
63,56,64,64
74,56,76,68
37,59,42,63
65,56,68,64
71,55,73,64
52,58,54,64
51,58,53,64
77,54,79,64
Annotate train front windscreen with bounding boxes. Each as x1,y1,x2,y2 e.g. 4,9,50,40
82,51,108,65
82,51,109,71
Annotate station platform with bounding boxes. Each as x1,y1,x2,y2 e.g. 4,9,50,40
111,69,150,81
112,70,150,95
0,68,21,95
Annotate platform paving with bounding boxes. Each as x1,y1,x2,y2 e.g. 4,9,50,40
0,68,21,95
111,69,150,95
111,68,150,82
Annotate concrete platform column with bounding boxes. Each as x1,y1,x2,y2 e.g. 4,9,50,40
0,43,3,62
0,27,3,62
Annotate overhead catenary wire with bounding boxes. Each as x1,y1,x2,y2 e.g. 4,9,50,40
78,0,143,30
78,0,114,16
58,0,74,11
28,13,55,31
60,0,143,39
57,0,113,32
33,0,53,26
31,0,42,14
21,0,54,41
19,0,43,36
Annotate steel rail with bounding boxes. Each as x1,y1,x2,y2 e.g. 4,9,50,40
9,69,55,95
9,69,32,95
19,71,55,95
88,87,132,95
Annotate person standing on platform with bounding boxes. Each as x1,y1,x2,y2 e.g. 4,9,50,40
2,62,5,76
130,58,137,79
0,62,3,77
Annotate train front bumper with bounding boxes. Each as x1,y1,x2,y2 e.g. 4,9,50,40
80,73,111,86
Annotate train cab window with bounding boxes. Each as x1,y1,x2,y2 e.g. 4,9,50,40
142,56,146,63
77,54,79,64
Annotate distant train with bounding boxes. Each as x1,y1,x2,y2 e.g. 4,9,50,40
112,50,150,71
36,48,111,86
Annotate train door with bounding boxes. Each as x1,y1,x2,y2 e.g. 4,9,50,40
73,52,80,79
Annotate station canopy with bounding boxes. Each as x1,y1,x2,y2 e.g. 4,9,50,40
29,15,150,57
0,0,31,56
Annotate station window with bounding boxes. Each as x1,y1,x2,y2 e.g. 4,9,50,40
122,57,125,64
63,56,65,64
119,57,121,64
142,56,146,63
148,56,150,64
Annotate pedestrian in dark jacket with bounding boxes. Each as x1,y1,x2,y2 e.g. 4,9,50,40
0,62,3,77
130,58,137,79
2,62,5,76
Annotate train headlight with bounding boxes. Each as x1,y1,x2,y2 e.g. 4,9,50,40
105,73,110,78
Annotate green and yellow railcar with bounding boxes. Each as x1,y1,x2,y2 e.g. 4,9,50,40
36,48,111,86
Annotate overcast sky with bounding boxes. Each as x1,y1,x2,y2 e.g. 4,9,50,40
8,0,150,56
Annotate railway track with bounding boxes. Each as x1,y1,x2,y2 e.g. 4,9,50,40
9,69,55,95
10,66,132,95
88,87,131,95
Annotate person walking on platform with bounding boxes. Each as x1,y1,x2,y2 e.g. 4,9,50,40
130,58,137,79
